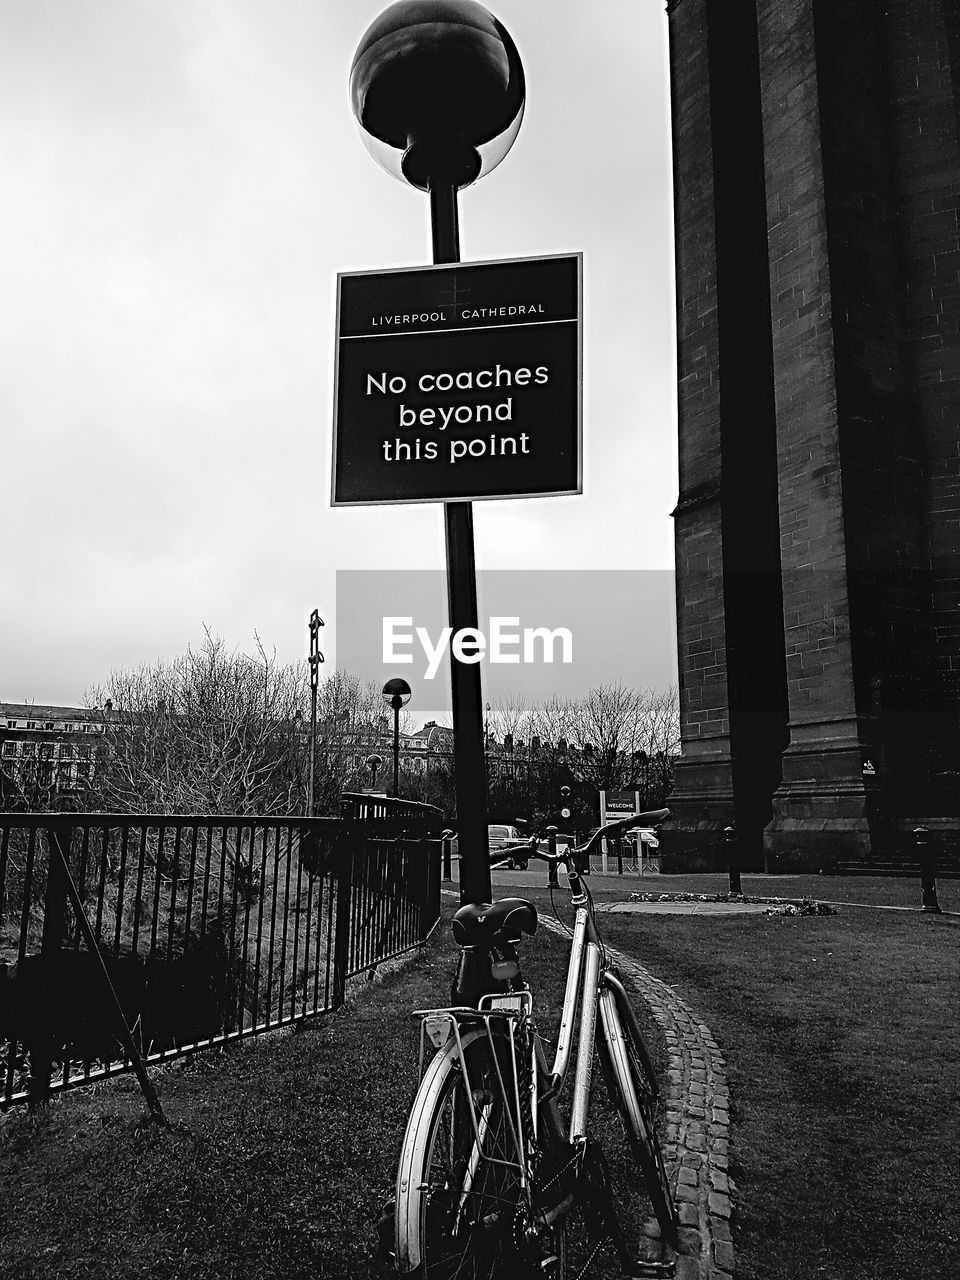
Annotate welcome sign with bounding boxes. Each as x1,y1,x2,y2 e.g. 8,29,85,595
332,253,582,505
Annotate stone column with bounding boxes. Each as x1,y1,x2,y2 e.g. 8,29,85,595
757,0,881,869
658,0,737,870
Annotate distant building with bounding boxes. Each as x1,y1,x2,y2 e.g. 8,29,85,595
0,702,109,805
402,721,455,774
315,713,392,775
0,699,416,807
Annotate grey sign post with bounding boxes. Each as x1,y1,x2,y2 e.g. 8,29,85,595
348,1,558,904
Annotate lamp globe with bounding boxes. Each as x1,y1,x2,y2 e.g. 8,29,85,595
350,0,525,190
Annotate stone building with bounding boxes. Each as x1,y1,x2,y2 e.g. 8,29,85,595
0,703,108,805
661,0,959,870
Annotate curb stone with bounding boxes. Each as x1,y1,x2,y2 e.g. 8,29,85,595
612,947,736,1279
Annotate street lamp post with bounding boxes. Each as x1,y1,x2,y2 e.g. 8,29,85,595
350,1,525,904
382,678,412,798
307,610,324,817
365,753,384,792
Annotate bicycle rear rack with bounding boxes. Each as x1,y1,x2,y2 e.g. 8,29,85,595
411,996,536,1190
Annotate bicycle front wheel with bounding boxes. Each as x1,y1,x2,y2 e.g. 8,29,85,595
394,1024,529,1278
598,977,678,1248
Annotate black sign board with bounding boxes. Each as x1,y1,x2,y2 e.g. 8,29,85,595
332,253,582,505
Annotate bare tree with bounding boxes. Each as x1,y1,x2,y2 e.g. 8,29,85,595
634,686,681,807
309,669,409,811
485,695,531,745
0,749,64,813
85,631,414,817
565,683,652,793
87,631,310,816
497,684,680,828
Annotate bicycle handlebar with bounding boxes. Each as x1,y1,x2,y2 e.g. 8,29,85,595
519,809,670,870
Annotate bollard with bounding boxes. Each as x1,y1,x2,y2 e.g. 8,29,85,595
724,826,742,896
441,829,454,883
546,826,558,887
914,826,942,914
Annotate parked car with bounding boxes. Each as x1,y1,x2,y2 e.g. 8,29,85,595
488,824,529,869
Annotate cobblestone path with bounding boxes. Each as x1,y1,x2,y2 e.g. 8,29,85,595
540,918,736,1279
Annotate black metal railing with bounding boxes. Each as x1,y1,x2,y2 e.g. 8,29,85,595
0,795,443,1110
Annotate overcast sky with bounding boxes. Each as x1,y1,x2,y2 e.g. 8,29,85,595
0,0,677,722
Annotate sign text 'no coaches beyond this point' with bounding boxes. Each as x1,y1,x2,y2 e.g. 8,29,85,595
331,253,582,505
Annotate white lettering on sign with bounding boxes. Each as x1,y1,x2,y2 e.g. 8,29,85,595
371,312,449,327
366,372,407,395
382,617,574,680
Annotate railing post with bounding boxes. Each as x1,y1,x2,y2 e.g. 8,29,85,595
441,829,454,883
914,826,941,914
29,823,72,1109
331,840,354,1009
41,823,70,954
424,828,441,942
724,826,742,896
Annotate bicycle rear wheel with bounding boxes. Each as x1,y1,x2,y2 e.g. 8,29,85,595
598,977,678,1249
394,1024,530,1278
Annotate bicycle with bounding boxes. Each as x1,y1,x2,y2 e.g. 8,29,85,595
385,811,679,1278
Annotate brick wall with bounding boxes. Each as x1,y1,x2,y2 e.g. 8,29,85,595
664,0,959,869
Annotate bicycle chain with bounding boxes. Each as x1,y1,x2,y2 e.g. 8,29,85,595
535,1145,581,1200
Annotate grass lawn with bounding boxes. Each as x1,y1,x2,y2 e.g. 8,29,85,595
0,913,661,1280
0,931,447,1280
592,896,959,1280
556,869,960,914
0,876,956,1279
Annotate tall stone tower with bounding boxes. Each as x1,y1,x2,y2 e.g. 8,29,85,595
661,0,959,871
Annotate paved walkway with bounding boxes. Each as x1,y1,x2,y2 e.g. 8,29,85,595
600,900,770,916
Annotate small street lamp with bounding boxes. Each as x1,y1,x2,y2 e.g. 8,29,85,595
632,749,649,804
382,678,412,797
365,753,384,792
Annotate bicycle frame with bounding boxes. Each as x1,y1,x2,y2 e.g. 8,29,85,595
552,904,598,1138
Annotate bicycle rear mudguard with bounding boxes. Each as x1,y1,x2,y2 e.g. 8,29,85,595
394,1023,488,1274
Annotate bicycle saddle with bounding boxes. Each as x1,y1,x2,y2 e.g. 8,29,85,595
452,898,538,945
